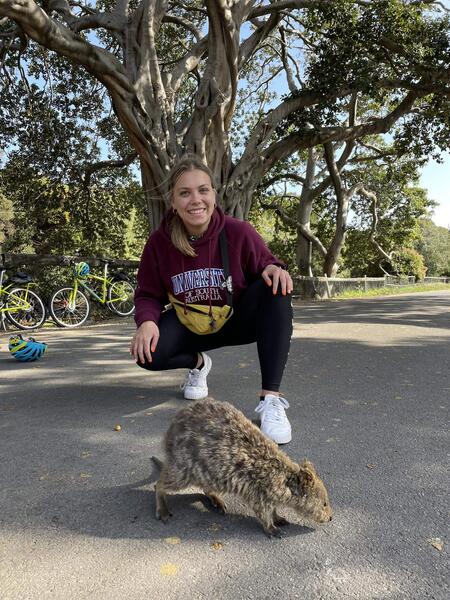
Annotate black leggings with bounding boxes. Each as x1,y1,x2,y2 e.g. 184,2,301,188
137,279,293,392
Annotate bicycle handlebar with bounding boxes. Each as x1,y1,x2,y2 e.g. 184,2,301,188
62,257,111,266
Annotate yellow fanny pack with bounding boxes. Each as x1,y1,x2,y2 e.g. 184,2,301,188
168,229,234,335
168,293,233,335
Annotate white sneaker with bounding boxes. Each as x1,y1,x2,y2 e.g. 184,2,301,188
255,395,292,444
181,353,212,400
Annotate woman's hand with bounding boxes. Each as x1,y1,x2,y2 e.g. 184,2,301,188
130,320,160,364
262,264,293,295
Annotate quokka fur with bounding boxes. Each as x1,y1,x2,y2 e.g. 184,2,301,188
153,399,332,537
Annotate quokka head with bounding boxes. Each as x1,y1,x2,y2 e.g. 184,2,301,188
287,460,332,523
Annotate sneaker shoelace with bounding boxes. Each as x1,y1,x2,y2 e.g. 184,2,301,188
180,368,200,391
255,396,290,423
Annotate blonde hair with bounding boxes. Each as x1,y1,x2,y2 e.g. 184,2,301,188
167,154,217,257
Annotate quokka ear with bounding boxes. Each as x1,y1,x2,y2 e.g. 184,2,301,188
287,466,315,497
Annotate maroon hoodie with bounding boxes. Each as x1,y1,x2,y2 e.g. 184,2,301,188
134,207,283,327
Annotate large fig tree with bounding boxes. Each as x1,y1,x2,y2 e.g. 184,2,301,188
1,0,449,236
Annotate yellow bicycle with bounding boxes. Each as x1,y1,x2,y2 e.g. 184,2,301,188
0,261,46,330
49,260,135,328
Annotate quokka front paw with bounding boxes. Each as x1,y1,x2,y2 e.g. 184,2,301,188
273,514,289,527
264,525,287,539
156,507,172,523
205,491,227,514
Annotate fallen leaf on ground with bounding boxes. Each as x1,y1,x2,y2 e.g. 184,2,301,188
164,537,181,545
159,563,178,576
366,464,375,469
428,538,444,551
79,473,92,479
211,542,224,551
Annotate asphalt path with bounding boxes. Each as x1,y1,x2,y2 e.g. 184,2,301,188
1,291,449,600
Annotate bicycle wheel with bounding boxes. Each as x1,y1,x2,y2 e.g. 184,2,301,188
107,280,135,316
5,287,46,330
49,287,90,327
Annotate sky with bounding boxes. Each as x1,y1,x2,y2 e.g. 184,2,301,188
419,152,450,229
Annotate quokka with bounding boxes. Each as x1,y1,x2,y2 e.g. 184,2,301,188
153,399,332,537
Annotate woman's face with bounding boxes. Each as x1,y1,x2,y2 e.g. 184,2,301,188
171,169,216,235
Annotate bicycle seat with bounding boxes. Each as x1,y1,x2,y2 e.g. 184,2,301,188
99,259,109,264
9,272,33,284
111,271,130,282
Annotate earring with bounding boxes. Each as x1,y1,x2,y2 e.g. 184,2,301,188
172,208,177,215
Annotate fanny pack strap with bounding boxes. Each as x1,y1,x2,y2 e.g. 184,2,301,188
219,228,233,307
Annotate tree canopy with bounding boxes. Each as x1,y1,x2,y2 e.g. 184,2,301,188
1,0,449,275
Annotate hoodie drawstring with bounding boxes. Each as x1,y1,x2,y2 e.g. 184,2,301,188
180,238,216,330
208,238,213,323
181,254,188,315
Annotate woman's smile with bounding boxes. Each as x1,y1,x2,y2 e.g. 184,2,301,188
172,169,216,235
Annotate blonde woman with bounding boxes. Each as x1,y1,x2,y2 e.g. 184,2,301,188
130,155,294,444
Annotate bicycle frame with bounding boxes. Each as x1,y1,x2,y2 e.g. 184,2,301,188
68,263,113,306
0,269,35,314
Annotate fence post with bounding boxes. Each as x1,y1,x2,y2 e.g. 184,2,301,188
364,275,367,292
324,273,331,298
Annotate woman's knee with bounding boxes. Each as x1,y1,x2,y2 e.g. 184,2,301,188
135,345,170,371
259,278,293,310
250,277,292,299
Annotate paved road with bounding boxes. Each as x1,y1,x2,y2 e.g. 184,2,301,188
1,291,449,600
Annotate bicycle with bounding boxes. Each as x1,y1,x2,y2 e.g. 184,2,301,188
49,259,135,328
0,259,47,330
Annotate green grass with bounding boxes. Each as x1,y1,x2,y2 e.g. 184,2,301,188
335,283,450,299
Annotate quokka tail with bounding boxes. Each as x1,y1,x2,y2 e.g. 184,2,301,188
151,456,164,471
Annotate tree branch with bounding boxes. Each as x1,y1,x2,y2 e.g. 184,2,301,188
279,25,297,93
163,14,202,42
263,89,421,172
239,11,283,70
82,152,138,187
248,1,331,19
259,196,327,258
358,186,396,269
323,142,345,205
264,172,306,187
163,36,208,100
260,199,298,227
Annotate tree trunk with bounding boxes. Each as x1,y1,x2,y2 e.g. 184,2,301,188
296,150,319,276
296,196,314,276
323,205,348,277
140,160,167,232
323,240,344,277
297,235,313,276
222,156,265,219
